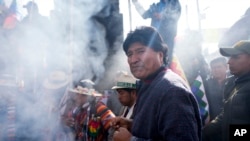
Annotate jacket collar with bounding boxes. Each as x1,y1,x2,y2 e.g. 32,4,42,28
235,72,250,84
142,65,167,84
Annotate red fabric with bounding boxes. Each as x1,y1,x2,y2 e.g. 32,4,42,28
3,14,18,29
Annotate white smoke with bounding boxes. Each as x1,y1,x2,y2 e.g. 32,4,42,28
0,0,128,140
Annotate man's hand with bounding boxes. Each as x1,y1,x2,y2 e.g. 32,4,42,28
110,117,132,131
61,116,75,127
113,127,132,141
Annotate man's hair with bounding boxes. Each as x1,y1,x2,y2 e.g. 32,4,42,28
210,57,227,67
123,26,168,65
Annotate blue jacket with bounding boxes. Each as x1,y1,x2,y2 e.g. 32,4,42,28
142,0,181,32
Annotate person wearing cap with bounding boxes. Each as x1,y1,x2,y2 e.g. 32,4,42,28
203,40,250,141
111,71,137,119
23,1,39,14
21,1,48,27
22,1,41,22
111,26,201,141
67,79,115,141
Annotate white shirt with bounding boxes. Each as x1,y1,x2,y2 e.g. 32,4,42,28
121,103,136,119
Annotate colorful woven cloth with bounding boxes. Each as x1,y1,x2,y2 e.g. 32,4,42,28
191,75,210,125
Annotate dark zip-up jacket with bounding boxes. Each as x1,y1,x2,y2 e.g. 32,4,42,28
203,73,250,141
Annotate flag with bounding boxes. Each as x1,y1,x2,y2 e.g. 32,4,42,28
3,0,18,29
191,75,210,125
170,54,189,85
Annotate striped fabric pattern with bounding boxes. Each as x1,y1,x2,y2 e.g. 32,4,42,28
191,75,210,125
6,97,16,141
96,102,115,130
170,54,189,85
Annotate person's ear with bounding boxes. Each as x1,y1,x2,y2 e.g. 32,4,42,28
132,90,137,97
158,52,164,64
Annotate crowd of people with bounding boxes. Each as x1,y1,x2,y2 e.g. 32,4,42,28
1,0,250,141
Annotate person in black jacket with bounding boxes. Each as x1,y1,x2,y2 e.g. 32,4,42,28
110,26,201,141
205,57,228,121
203,40,250,141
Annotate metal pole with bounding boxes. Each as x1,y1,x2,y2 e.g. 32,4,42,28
196,0,202,32
69,0,74,88
128,0,132,31
185,4,190,30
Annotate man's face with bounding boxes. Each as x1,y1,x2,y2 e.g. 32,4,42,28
126,42,163,80
228,54,250,76
116,89,136,107
74,94,88,107
210,62,228,80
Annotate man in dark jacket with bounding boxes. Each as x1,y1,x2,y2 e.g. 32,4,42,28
111,26,201,141
203,40,250,141
205,57,228,121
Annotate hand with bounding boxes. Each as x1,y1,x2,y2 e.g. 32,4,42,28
61,116,75,127
110,117,132,131
113,127,132,141
132,0,138,3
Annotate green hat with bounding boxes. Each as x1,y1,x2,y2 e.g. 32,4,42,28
112,72,136,89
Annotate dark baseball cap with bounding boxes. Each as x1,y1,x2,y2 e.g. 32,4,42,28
220,40,250,57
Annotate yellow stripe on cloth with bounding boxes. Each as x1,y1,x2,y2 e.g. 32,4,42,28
170,54,189,85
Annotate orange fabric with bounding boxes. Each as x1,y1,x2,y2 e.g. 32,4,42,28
170,54,189,85
96,102,115,130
